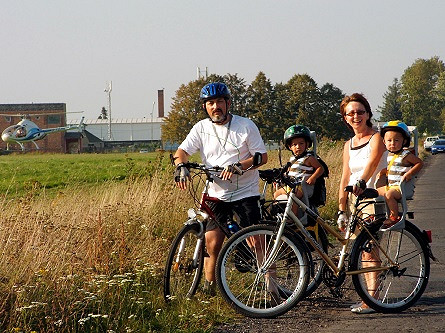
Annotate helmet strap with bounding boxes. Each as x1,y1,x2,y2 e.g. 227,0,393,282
389,148,404,154
293,150,308,159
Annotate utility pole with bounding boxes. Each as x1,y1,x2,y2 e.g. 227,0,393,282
104,81,112,141
151,101,155,142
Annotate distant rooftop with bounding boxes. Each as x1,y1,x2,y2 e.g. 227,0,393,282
0,103,66,111
68,118,162,124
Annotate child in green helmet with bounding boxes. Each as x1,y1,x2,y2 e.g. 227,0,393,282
274,125,324,222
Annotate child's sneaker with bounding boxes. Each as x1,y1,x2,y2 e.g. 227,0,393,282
380,215,405,231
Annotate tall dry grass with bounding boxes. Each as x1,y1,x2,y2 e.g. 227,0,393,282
0,161,210,331
0,142,346,331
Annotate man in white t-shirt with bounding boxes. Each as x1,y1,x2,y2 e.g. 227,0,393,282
173,82,268,293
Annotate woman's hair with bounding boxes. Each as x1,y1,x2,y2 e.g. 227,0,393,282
340,93,373,131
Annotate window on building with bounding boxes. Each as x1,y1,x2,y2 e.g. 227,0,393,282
48,115,62,124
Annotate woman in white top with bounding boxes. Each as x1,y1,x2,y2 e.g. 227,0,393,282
336,93,387,314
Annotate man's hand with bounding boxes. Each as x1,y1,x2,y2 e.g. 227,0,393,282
220,162,242,181
174,163,190,190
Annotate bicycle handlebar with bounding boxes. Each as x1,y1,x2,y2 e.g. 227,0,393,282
259,162,298,188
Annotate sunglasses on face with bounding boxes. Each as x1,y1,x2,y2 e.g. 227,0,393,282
346,110,366,117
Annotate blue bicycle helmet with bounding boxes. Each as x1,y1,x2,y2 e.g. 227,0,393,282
380,120,411,147
200,82,231,102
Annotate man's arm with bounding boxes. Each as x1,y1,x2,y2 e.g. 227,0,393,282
173,148,190,190
173,148,189,166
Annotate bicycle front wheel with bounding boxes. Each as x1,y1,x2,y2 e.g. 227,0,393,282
164,222,205,301
349,221,430,313
301,225,328,297
216,225,310,318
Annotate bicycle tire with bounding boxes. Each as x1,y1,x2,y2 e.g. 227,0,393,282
215,224,310,318
349,221,430,313
164,222,205,301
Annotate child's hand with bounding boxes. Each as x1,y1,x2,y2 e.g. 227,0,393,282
402,173,412,182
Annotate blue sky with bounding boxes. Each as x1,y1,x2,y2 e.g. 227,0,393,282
1,1,444,121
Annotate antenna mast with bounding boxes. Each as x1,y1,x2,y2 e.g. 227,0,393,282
104,81,113,140
197,67,208,79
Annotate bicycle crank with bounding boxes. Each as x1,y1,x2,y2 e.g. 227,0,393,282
322,263,346,298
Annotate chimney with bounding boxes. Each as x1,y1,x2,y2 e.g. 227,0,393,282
157,89,164,118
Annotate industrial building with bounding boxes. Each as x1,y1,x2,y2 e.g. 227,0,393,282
67,117,162,153
1,90,166,153
0,103,71,152
0,103,164,153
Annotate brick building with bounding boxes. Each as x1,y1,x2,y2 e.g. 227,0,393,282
0,103,72,152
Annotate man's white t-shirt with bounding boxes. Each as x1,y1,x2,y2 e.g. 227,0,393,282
178,115,266,202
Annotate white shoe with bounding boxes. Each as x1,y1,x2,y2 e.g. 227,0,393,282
351,305,376,314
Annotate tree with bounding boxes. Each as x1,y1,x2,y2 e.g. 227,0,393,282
223,73,248,117
161,78,207,144
285,74,319,131
400,56,445,133
245,72,275,142
317,83,347,140
272,82,290,143
432,71,445,133
378,78,402,122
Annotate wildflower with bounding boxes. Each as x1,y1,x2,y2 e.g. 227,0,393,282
78,317,91,325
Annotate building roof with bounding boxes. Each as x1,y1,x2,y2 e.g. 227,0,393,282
68,118,161,125
82,130,103,143
0,103,66,112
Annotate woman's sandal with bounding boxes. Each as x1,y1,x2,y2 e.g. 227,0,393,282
350,304,376,314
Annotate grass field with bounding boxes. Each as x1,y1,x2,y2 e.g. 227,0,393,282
0,142,424,332
0,152,165,198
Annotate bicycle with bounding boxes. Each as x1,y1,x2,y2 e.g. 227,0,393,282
215,163,434,318
259,169,329,298
163,153,264,301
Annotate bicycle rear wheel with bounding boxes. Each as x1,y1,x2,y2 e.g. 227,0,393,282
349,221,430,313
164,222,205,301
216,225,310,318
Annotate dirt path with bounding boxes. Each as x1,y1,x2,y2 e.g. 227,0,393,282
214,154,445,333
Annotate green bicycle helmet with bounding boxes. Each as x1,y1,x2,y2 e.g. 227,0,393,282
380,120,411,147
283,125,312,150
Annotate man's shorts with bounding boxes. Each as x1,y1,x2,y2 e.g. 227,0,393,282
206,196,261,232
